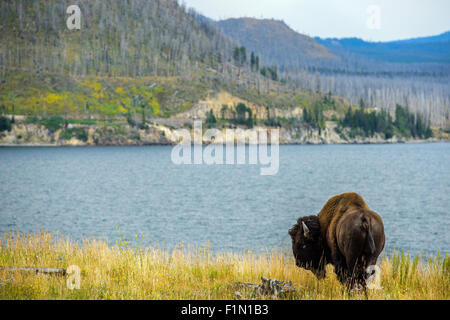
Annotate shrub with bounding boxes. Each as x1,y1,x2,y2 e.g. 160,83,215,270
0,116,12,132
42,116,65,132
60,128,89,142
75,129,89,142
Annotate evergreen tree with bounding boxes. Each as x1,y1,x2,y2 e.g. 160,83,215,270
0,116,12,132
206,109,216,128
250,52,256,72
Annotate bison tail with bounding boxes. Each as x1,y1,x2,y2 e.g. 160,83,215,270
362,217,376,255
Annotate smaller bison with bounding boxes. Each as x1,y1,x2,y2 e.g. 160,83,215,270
289,193,385,290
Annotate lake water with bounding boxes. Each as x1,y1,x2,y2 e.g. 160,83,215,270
0,144,449,257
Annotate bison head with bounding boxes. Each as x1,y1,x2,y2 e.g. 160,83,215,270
289,215,325,279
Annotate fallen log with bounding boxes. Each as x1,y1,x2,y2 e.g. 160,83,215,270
233,277,295,298
0,266,66,276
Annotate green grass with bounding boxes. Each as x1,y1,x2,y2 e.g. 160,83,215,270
0,232,448,300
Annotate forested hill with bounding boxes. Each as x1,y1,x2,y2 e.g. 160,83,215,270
216,18,337,68
208,16,450,128
0,0,448,145
0,0,236,78
2,0,351,132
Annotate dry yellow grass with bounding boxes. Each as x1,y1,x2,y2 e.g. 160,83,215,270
0,231,448,300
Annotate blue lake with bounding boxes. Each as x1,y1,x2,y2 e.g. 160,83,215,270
0,143,449,257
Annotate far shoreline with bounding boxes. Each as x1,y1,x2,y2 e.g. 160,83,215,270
0,140,449,148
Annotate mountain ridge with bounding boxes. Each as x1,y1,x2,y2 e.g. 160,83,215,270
316,31,450,64
215,17,338,67
316,30,450,44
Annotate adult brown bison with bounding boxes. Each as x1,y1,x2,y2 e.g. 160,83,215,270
289,193,385,289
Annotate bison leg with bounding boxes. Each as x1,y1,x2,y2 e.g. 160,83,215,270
333,251,366,290
333,254,351,286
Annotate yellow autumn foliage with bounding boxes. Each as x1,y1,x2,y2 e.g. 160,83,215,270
115,87,125,95
44,93,63,105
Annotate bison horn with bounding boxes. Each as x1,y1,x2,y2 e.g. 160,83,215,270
302,221,310,238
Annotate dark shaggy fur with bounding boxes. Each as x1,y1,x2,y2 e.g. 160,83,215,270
288,215,326,279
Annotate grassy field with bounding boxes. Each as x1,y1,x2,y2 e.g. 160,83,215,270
0,231,448,300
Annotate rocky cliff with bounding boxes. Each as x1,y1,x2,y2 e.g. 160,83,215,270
1,120,445,147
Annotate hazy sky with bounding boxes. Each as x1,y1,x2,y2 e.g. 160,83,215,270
182,0,450,42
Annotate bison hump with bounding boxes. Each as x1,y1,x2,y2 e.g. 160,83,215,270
318,193,369,235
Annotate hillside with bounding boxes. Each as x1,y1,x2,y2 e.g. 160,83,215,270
210,16,450,128
216,18,338,67
0,0,237,78
0,0,447,145
0,1,338,123
0,0,260,118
